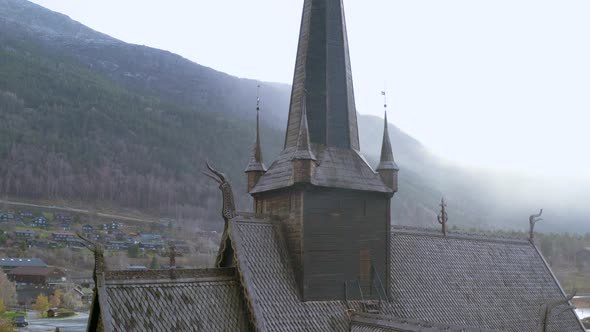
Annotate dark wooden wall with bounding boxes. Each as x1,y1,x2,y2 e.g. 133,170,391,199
303,188,389,301
256,189,305,289
255,186,390,301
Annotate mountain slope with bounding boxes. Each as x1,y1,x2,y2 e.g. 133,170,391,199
0,0,587,232
0,0,292,127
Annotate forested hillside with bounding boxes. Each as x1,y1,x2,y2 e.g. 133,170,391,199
0,42,283,222
0,0,587,232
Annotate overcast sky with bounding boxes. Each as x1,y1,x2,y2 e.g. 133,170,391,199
29,0,590,181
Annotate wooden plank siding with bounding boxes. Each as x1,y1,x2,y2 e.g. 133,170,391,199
303,188,390,301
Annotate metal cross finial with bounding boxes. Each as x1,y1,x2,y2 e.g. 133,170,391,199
256,84,261,112
437,197,448,237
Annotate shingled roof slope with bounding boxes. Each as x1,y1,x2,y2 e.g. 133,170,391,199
350,312,501,332
388,226,584,332
97,268,249,332
250,145,391,194
227,216,583,332
228,215,403,331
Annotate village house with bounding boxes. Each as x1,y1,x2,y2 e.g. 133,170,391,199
15,230,36,239
59,222,71,231
32,216,47,228
73,286,93,304
0,212,16,221
51,232,76,242
54,213,73,223
105,241,130,251
8,266,66,286
0,257,47,272
85,1,584,331
139,233,161,242
19,211,33,219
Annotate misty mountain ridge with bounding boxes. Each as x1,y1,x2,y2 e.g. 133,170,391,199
0,0,587,232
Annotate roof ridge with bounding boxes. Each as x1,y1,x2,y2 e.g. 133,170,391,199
104,267,236,282
233,213,275,223
391,225,530,244
351,312,502,331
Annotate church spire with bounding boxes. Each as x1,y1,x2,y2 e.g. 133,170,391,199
245,85,266,172
284,0,360,150
376,111,398,171
245,85,267,193
377,92,399,192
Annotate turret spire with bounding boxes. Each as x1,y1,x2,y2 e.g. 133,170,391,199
292,93,316,161
245,85,266,172
245,85,267,193
377,91,399,192
284,0,360,150
377,92,398,171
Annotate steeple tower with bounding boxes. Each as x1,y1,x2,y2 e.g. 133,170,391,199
284,0,360,150
245,85,266,193
248,0,395,301
377,92,399,192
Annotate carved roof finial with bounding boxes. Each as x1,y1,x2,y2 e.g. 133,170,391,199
376,91,399,171
529,209,543,241
245,84,267,172
540,290,576,332
77,232,105,286
169,243,177,269
203,161,237,224
292,91,316,161
437,197,448,237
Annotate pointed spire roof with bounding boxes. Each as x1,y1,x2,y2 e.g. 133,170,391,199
292,94,316,161
245,88,267,172
284,0,360,151
377,110,399,171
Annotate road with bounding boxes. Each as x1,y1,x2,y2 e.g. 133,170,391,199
0,199,158,224
18,312,88,332
578,308,590,320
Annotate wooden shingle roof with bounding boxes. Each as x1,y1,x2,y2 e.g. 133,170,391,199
250,145,392,194
349,312,501,332
224,216,583,332
388,226,584,331
228,216,364,331
95,268,250,332
87,214,584,331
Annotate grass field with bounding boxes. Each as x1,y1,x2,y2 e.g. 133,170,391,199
1,311,26,319
557,272,590,295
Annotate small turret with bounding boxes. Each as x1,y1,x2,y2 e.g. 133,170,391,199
245,85,267,192
376,100,399,192
291,94,316,184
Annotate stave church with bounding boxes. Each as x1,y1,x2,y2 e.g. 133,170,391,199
86,0,584,331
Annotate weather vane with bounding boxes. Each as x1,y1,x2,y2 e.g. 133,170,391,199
381,90,387,112
256,84,261,112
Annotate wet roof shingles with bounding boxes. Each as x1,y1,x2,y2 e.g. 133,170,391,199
102,269,249,332
251,146,392,194
229,217,583,332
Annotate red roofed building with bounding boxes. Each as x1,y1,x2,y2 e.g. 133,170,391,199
8,266,66,286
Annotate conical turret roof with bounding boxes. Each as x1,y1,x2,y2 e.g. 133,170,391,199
245,104,266,172
377,111,399,171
